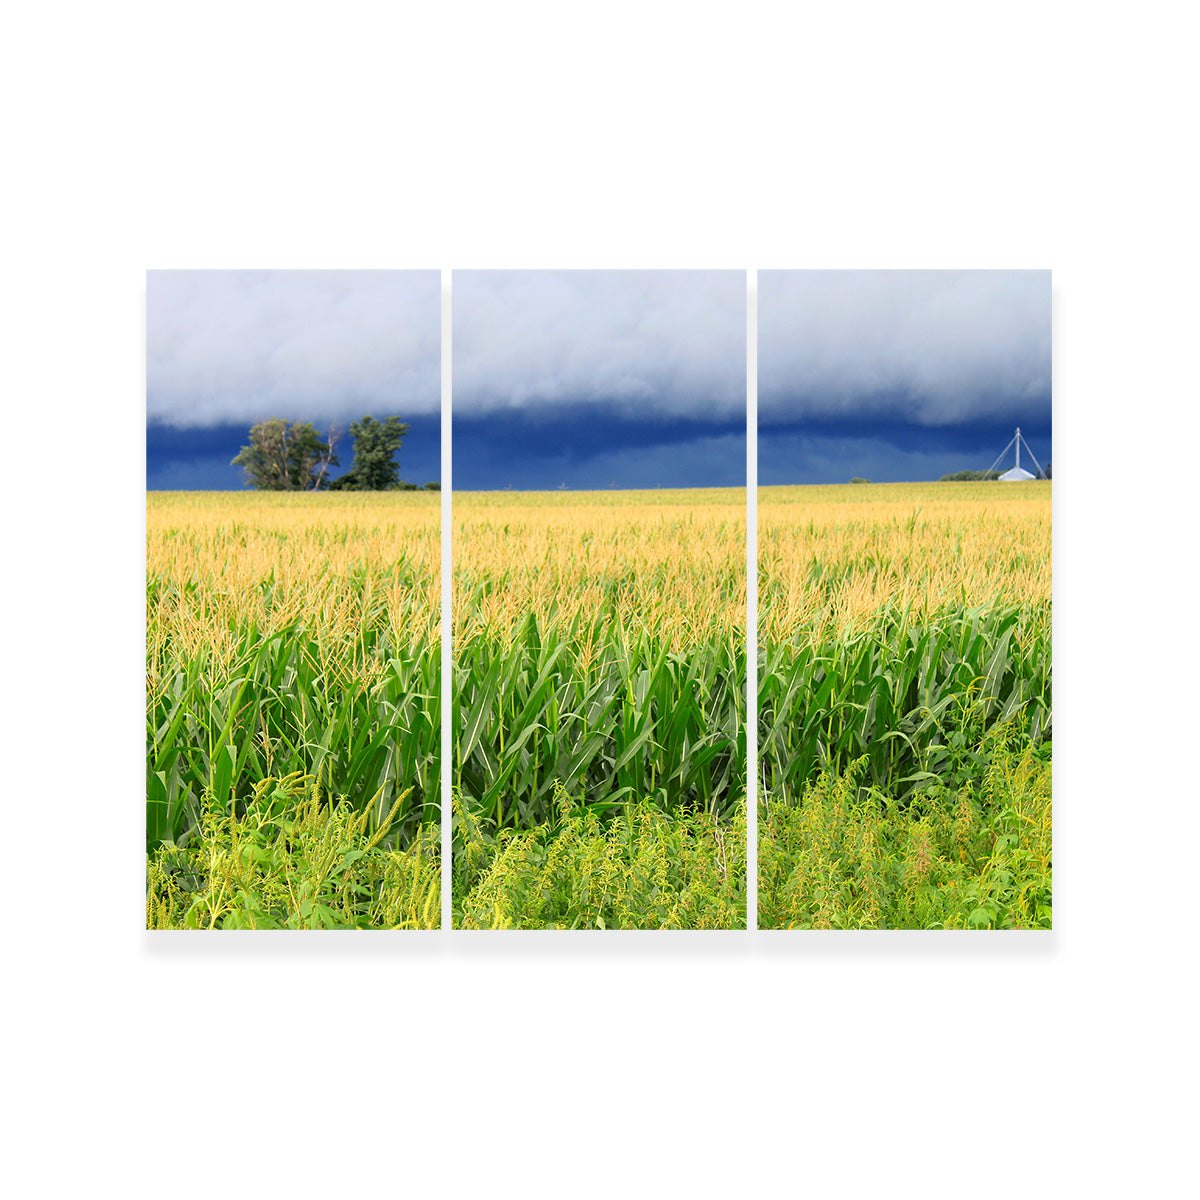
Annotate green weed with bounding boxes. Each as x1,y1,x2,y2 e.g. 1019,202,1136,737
453,788,746,929
147,769,440,929
758,729,1051,930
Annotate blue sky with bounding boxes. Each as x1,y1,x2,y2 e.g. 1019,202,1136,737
452,270,746,490
759,270,1052,484
146,270,440,489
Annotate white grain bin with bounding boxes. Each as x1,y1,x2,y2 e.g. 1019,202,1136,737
990,427,1045,481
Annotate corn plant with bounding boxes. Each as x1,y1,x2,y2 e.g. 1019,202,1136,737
453,491,747,832
759,480,1051,642
757,482,1051,930
759,603,1051,806
148,623,439,850
147,492,440,860
455,611,743,828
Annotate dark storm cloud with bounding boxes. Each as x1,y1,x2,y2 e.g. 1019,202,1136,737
759,270,1051,426
759,415,1052,486
453,408,745,490
453,270,746,422
451,271,746,489
147,270,440,428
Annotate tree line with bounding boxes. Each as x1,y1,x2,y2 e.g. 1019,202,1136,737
939,464,1051,481
231,416,439,491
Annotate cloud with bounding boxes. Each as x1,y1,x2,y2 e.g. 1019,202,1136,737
569,432,745,489
759,422,1052,486
760,432,984,486
759,270,1050,425
147,270,440,428
455,428,746,491
452,271,746,421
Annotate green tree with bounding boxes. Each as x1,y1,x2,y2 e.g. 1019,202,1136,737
331,416,410,491
231,419,339,490
939,469,1001,482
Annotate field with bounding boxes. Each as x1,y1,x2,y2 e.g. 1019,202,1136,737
453,489,747,929
146,492,441,929
145,483,1047,930
758,482,1052,930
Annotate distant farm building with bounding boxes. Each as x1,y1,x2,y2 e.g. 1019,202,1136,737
989,427,1045,481
1000,464,1036,482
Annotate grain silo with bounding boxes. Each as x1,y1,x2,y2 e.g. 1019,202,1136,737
989,427,1045,481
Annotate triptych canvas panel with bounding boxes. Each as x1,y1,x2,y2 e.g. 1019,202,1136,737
146,269,1051,931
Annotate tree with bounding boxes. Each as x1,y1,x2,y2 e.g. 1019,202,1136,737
231,419,339,490
330,416,410,491
939,470,1001,481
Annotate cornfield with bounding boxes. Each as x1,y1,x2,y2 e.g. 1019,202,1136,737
758,481,1052,929
146,491,441,928
452,488,747,927
146,480,1048,930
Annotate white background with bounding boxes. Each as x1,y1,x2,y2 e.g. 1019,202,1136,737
6,2,1196,1197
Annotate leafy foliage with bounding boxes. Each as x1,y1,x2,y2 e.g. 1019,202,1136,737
759,604,1051,809
759,730,1051,929
148,613,439,851
147,492,440,923
454,788,745,929
456,614,743,830
147,771,440,929
330,415,410,490
758,482,1051,930
231,418,338,490
454,492,745,834
453,490,746,928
